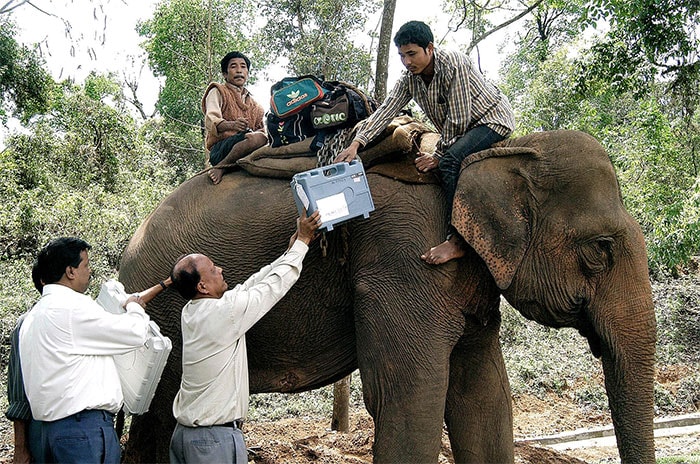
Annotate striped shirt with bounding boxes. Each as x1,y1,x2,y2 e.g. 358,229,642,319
353,47,515,153
5,314,32,422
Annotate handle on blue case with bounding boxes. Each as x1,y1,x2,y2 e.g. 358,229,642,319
323,162,348,177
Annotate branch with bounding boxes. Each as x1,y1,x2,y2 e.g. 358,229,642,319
467,0,546,52
0,0,30,15
17,0,58,18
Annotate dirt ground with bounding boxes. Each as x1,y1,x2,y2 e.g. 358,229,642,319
240,391,700,464
0,374,698,463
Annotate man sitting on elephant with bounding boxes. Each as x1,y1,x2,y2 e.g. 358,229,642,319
335,20,515,265
168,210,321,464
202,51,267,185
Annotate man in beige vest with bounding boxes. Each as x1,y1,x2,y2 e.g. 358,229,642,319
202,51,267,184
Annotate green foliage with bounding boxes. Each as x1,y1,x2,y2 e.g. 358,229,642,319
572,382,608,412
579,2,700,247
257,0,378,86
654,276,700,365
139,117,206,182
0,17,54,123
138,0,259,124
585,0,700,73
501,28,700,274
500,301,602,399
0,73,180,304
657,457,700,464
248,373,364,422
575,32,655,98
502,47,583,132
591,95,700,274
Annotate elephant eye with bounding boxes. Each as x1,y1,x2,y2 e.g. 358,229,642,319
577,237,615,277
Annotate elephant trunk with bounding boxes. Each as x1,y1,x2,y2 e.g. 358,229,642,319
591,273,656,463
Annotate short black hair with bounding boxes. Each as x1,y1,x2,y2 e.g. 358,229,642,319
31,260,44,294
220,51,251,74
393,21,434,50
34,237,91,285
171,256,201,301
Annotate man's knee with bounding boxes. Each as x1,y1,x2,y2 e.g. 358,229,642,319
244,131,267,148
438,152,459,174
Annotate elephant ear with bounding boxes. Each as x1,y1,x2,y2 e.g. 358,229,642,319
452,146,540,290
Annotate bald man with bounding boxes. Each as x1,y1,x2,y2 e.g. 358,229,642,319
168,210,321,464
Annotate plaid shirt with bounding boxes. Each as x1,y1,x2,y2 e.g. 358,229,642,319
354,48,515,153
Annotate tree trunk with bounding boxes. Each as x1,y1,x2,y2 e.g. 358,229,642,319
331,374,352,432
374,0,396,101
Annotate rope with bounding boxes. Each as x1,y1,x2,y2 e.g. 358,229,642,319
192,162,241,178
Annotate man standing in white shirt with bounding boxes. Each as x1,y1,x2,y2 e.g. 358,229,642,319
20,236,169,463
168,210,321,464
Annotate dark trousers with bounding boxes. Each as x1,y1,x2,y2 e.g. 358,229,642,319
208,131,249,166
169,422,248,464
39,410,120,464
438,125,506,226
27,419,43,463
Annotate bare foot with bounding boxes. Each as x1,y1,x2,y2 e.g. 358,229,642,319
208,168,224,184
421,235,466,265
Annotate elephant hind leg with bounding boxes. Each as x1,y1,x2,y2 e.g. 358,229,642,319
445,316,514,464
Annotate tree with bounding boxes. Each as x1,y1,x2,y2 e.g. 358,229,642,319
373,0,396,101
0,17,54,124
499,0,700,275
1,71,179,273
441,0,547,58
257,0,378,88
580,0,700,179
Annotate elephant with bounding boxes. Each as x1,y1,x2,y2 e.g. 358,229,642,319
118,129,656,463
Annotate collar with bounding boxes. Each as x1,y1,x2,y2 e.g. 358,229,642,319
225,82,248,95
41,283,84,297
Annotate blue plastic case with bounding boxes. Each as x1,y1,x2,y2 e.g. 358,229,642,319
291,160,375,231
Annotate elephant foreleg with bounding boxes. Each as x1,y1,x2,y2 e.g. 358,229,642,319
356,306,457,462
445,314,514,464
354,275,466,463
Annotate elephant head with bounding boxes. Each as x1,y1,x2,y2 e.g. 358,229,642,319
452,130,656,463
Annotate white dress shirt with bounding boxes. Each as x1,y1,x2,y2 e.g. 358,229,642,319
172,240,309,427
20,283,151,421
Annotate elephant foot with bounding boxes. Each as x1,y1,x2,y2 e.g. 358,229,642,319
421,234,466,265
208,167,225,184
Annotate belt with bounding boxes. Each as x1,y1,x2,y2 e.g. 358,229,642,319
53,409,115,424
220,419,243,429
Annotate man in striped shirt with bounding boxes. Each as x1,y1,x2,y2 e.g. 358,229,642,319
335,20,515,264
5,267,45,463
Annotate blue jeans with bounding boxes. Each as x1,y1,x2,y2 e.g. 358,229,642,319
438,126,506,225
169,422,247,464
40,410,120,464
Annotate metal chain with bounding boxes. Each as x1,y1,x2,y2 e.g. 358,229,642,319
320,232,328,258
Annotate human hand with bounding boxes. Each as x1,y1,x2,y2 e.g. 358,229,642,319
414,152,439,172
295,209,322,245
333,141,360,163
232,118,249,133
125,293,145,308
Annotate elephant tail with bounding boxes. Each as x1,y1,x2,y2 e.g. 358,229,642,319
463,146,540,170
